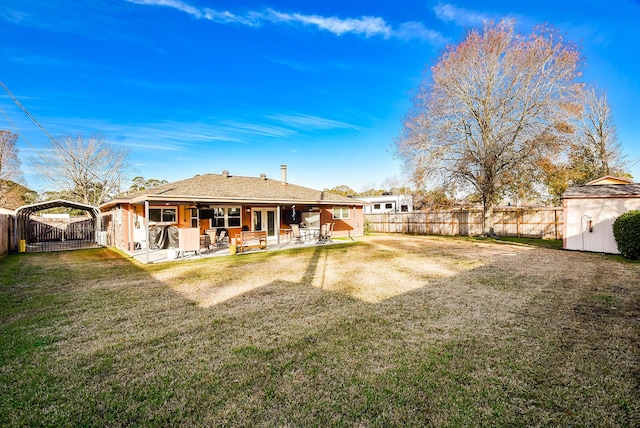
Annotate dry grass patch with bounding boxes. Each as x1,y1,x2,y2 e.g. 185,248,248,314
1,235,638,427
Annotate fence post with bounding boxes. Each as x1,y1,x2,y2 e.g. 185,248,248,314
451,210,455,236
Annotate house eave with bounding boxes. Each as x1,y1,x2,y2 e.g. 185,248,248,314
100,194,364,210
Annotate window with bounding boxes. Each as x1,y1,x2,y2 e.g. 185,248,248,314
373,203,381,210
212,207,225,228
210,206,241,228
149,207,177,223
385,203,393,209
227,207,241,227
400,205,409,212
191,208,199,228
333,207,350,219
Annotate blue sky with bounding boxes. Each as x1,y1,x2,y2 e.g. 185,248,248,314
1,0,639,195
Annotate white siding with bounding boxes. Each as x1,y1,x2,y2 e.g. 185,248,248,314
564,197,640,253
361,195,413,214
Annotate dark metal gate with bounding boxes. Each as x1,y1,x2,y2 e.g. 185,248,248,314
22,216,99,253
13,199,102,254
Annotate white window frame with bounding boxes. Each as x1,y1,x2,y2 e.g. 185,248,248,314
210,206,242,228
149,206,178,224
190,208,199,228
332,207,350,220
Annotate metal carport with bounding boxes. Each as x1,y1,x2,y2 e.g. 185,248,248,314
13,199,102,253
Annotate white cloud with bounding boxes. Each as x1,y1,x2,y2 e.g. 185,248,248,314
266,113,361,131
264,8,392,38
396,22,449,43
127,0,203,18
126,0,443,43
434,3,491,26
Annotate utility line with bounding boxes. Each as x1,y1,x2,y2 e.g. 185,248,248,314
0,80,105,185
0,106,68,191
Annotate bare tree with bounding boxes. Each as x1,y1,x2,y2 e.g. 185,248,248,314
396,20,582,235
30,134,129,206
569,87,628,183
0,130,22,183
0,130,24,206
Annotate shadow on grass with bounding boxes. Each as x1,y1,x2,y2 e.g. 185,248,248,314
0,236,638,427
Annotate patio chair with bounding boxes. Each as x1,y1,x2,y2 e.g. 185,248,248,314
291,224,304,244
204,229,217,250
216,229,229,248
317,223,330,243
326,222,335,242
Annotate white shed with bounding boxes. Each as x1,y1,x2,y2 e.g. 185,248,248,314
563,176,640,253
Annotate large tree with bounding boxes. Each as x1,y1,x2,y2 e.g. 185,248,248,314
541,87,630,201
31,134,130,206
396,20,582,235
0,130,24,207
569,86,628,184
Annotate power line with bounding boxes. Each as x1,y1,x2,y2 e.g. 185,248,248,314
0,80,105,186
0,106,68,191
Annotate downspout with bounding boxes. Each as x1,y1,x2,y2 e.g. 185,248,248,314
145,200,150,264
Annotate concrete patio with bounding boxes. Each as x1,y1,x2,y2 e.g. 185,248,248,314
127,235,352,264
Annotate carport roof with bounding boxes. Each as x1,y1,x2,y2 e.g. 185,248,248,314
15,199,100,219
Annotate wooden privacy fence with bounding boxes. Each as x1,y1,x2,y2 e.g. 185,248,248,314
0,214,11,256
365,207,563,239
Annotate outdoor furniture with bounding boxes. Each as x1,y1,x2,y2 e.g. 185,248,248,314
316,222,334,243
177,228,201,257
204,229,217,249
291,224,304,244
238,230,268,253
327,222,335,242
317,223,330,243
200,234,211,251
216,229,228,248
280,228,293,242
300,226,319,242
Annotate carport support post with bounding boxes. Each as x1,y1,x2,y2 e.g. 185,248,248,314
13,215,18,253
145,201,150,264
276,204,281,245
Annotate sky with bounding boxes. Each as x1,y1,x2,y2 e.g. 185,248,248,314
1,0,639,195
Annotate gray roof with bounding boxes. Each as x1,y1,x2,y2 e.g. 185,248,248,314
101,172,364,209
16,199,100,218
563,183,640,198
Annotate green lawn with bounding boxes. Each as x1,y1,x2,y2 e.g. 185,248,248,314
1,235,638,427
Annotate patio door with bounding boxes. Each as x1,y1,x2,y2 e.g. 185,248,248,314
252,209,276,237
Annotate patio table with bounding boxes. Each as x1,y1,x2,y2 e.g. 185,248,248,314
301,227,320,242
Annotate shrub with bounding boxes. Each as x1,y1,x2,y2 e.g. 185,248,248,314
612,210,640,260
364,218,373,235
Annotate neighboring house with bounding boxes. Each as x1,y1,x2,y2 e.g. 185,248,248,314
563,176,640,253
99,165,365,253
361,194,413,214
